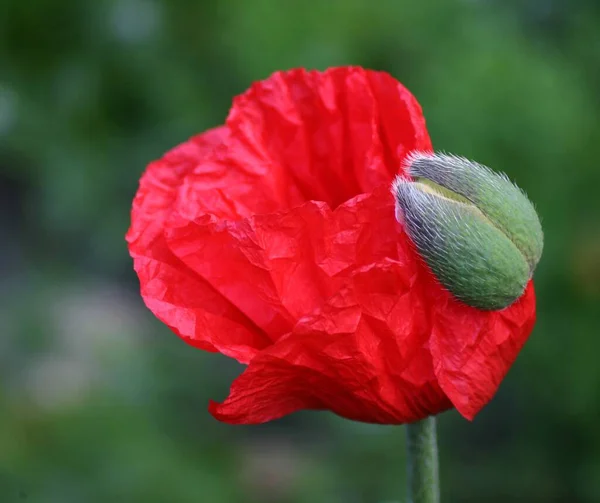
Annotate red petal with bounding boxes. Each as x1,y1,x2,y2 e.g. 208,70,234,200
127,128,228,254
364,71,433,166
127,128,271,363
427,280,537,419
171,67,432,225
165,185,403,342
209,260,452,425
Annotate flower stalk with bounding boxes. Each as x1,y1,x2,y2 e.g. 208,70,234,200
406,417,440,503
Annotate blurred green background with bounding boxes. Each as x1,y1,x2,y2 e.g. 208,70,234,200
1,0,599,501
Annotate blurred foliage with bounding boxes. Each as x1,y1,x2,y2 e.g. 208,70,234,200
1,0,600,502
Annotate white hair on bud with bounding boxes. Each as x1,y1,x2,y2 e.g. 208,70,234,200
391,175,415,226
401,150,437,175
394,178,478,267
405,151,521,199
398,150,543,272
392,173,530,309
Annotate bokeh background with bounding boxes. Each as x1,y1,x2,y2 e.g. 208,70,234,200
1,1,600,501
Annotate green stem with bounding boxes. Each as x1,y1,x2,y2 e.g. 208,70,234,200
405,416,440,503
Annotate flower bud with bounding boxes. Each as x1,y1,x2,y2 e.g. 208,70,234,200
392,152,543,310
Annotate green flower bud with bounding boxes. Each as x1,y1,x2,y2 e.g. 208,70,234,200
392,152,543,311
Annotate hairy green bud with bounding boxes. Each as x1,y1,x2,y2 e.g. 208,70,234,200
392,152,543,310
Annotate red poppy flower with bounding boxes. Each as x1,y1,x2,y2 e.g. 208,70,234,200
126,67,536,424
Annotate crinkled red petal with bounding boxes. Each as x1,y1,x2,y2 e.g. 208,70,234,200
428,280,536,420
170,67,433,224
165,185,402,341
210,259,452,424
126,127,271,363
